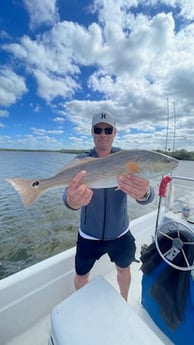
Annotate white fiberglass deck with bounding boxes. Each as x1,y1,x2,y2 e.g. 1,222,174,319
2,210,173,345
6,274,172,345
50,277,166,345
6,269,173,345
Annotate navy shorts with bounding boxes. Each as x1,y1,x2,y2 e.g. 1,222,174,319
75,231,136,276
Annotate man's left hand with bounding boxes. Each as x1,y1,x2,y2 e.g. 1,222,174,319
118,173,150,200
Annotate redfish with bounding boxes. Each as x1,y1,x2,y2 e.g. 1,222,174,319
7,150,178,207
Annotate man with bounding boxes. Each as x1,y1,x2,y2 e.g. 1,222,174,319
63,112,155,300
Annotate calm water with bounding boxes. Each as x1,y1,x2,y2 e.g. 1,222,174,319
0,151,193,279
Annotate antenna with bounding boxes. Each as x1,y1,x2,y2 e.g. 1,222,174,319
172,101,176,153
164,98,176,153
165,97,170,153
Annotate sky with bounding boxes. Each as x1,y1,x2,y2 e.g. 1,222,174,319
0,0,194,151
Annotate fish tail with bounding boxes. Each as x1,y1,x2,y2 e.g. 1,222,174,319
7,177,43,207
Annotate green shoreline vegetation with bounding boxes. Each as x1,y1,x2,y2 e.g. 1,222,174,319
0,148,85,154
0,148,194,160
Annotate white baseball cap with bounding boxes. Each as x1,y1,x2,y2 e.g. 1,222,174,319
92,112,116,127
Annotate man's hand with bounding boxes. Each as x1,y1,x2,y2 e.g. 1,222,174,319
66,170,93,209
118,173,150,200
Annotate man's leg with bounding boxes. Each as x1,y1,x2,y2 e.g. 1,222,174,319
116,265,131,301
74,234,103,290
74,272,90,290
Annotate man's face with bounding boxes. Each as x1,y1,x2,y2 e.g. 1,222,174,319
92,122,116,152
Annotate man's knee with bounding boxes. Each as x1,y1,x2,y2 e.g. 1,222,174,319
74,273,89,290
116,265,130,274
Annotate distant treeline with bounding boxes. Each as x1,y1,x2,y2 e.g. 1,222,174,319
1,148,194,160
157,149,194,161
0,148,85,154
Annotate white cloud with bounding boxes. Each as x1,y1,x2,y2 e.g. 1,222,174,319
4,4,192,109
0,30,11,39
2,133,64,150
0,68,28,106
53,117,65,124
0,110,9,117
31,128,64,136
32,69,80,102
1,0,194,150
22,0,59,30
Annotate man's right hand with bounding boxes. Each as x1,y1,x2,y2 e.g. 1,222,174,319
66,170,93,209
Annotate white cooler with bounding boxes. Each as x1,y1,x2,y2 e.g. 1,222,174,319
49,277,164,345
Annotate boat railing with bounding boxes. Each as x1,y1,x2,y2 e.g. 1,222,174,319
164,175,194,214
171,175,194,182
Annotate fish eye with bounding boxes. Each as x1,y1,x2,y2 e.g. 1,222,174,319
32,180,40,187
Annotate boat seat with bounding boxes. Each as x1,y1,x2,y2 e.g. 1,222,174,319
49,277,164,345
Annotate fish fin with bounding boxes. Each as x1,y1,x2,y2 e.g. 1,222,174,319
57,157,97,173
125,161,141,174
6,177,43,207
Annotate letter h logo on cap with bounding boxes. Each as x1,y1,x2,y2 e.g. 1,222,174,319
101,113,107,119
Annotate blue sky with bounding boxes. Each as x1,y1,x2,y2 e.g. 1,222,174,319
1,0,194,151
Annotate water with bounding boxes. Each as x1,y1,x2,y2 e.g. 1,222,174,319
0,151,78,279
0,151,193,279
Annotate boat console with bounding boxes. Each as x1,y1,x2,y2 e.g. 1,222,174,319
141,175,194,345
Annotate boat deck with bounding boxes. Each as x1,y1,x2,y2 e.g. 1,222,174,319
2,175,194,345
5,210,173,345
6,270,173,345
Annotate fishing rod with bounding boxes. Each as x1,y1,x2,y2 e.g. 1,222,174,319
155,97,176,230
164,98,177,155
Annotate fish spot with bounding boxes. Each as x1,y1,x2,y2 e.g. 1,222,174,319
32,180,40,187
125,161,140,174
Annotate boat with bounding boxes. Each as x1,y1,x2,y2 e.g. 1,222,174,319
0,175,194,345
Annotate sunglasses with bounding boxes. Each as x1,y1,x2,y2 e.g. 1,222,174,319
93,127,114,135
